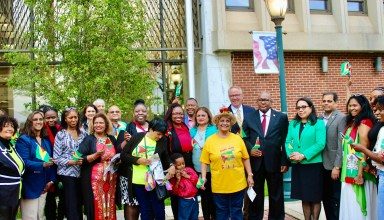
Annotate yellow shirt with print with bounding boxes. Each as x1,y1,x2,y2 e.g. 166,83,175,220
132,136,156,185
200,133,249,193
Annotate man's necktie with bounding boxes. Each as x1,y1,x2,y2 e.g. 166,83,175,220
236,109,243,127
261,114,267,136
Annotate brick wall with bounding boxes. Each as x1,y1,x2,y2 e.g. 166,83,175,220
232,52,384,119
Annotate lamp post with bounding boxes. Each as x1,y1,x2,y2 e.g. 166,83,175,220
265,0,288,113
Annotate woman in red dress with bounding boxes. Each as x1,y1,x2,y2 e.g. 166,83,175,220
79,113,120,220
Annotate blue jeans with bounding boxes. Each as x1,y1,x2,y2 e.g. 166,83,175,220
378,170,384,219
134,185,165,220
213,190,244,220
178,197,198,220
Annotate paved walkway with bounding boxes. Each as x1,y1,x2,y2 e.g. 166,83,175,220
115,198,327,220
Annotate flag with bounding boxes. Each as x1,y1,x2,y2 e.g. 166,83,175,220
35,143,51,162
252,137,260,150
239,128,247,138
72,151,83,161
252,31,279,73
340,61,351,76
175,83,182,97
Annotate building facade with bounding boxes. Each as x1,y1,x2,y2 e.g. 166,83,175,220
197,0,384,118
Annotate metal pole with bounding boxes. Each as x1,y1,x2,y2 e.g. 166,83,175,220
185,0,195,98
275,23,287,113
160,0,167,111
29,5,37,110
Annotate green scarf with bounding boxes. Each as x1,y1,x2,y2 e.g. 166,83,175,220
340,127,367,216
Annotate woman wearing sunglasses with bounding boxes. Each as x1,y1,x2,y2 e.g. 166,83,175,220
285,97,326,220
16,111,56,219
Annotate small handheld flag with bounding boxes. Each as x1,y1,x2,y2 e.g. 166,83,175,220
340,61,351,76
196,177,205,189
35,144,51,162
252,137,260,150
72,151,83,161
175,83,182,97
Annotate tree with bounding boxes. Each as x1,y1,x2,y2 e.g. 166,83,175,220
5,0,156,118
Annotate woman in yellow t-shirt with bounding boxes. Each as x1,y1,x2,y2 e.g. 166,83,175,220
200,108,254,220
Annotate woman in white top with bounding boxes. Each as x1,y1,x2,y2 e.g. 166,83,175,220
352,95,384,219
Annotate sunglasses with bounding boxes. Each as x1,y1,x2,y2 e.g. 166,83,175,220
65,107,77,111
295,105,309,110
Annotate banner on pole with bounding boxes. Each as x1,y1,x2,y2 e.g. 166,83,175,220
252,31,279,74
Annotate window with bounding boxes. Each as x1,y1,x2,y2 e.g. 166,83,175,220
309,0,331,13
347,0,367,14
287,0,295,13
225,0,254,11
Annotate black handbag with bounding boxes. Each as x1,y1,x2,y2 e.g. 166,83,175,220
155,184,168,200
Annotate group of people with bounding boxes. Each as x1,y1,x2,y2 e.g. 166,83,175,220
0,85,384,220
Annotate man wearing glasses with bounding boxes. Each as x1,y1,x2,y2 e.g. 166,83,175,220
107,105,127,138
320,92,345,220
227,86,256,135
242,91,289,220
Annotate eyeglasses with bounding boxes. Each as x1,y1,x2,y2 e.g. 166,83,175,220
351,93,363,97
32,118,44,122
229,94,242,98
258,98,270,102
295,105,309,110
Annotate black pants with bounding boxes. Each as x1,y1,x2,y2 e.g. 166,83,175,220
322,169,341,220
62,175,83,220
0,205,18,220
198,172,215,220
248,164,285,220
170,195,179,220
45,178,65,220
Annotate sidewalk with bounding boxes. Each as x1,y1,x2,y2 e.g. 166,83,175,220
116,198,327,220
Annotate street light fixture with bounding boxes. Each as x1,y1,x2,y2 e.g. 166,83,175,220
265,0,288,113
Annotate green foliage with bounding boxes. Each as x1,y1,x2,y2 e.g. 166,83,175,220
5,0,156,119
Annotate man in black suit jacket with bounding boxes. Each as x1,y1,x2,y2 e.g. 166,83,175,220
227,86,256,135
243,91,289,220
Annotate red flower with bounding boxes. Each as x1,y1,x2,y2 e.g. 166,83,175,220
219,107,229,113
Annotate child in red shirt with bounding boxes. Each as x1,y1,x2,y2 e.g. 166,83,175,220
169,153,199,220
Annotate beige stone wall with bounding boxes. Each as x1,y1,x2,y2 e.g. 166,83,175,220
212,0,384,51
0,66,14,116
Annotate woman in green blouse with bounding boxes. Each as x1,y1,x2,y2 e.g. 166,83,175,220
285,97,326,220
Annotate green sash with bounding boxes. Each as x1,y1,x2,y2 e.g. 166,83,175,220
341,127,367,216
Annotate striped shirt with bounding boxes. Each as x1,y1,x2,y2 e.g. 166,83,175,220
53,129,87,177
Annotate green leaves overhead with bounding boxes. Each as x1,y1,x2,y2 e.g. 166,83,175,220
5,0,155,118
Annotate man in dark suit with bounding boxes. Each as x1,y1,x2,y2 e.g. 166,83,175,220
227,86,256,135
320,92,345,220
243,91,289,220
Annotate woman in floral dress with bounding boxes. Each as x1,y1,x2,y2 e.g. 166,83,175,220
79,113,120,220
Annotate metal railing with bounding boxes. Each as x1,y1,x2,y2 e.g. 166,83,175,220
0,0,201,55
0,0,31,50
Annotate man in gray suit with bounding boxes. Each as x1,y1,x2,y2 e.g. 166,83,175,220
320,92,345,220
